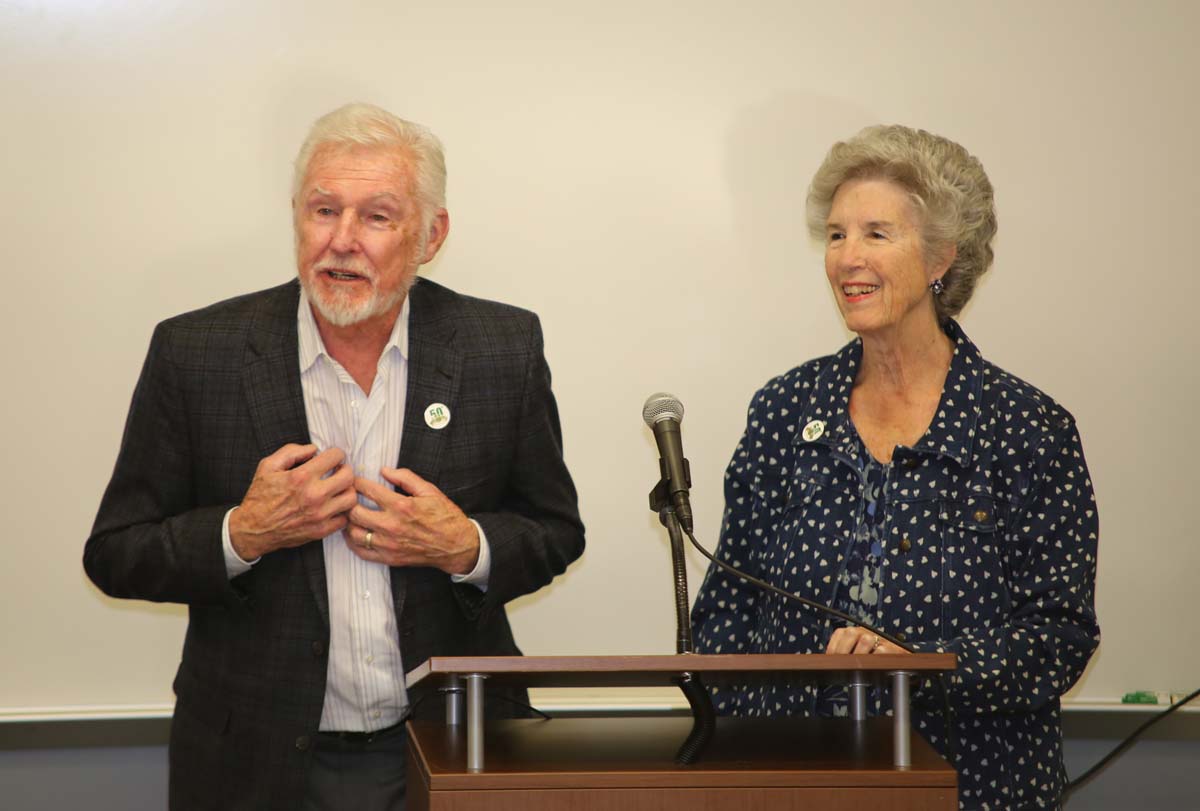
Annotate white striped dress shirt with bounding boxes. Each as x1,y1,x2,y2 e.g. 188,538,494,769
298,292,410,731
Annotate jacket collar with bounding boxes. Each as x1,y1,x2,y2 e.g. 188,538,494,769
795,319,985,468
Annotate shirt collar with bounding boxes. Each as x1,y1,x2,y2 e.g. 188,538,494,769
795,319,985,468
297,289,410,374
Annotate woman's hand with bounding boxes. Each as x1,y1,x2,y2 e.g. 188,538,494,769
826,625,910,655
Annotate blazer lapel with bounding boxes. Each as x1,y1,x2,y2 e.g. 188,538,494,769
241,282,330,627
390,280,463,617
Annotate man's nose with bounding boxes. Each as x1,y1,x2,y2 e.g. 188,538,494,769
330,210,361,253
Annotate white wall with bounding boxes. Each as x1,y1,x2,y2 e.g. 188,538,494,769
1,0,1196,715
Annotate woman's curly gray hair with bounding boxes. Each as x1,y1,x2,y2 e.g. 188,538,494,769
806,125,997,320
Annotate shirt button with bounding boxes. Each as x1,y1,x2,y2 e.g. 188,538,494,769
295,735,311,751
372,710,382,720
351,400,360,409
365,654,374,664
899,538,912,553
363,590,371,600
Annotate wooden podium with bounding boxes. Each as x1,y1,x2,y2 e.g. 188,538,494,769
405,654,958,810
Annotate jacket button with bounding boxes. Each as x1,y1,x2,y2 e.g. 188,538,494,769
895,632,907,642
311,640,325,657
295,736,310,751
973,509,989,522
899,538,912,553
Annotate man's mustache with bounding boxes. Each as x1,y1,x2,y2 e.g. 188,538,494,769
312,258,375,282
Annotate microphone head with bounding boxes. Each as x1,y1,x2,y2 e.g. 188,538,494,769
642,392,684,426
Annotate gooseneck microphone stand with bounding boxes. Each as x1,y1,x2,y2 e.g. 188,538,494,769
650,464,715,765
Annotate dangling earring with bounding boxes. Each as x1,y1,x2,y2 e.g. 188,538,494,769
929,278,945,295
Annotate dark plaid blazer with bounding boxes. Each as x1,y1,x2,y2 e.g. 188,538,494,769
85,278,585,810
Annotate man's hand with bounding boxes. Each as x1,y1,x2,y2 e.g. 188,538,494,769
344,467,480,575
228,444,357,560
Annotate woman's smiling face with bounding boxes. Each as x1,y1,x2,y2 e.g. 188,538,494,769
824,177,947,341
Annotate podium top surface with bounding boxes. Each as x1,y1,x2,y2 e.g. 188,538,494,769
406,653,956,690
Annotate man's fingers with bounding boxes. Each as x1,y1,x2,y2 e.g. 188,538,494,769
315,463,356,501
298,447,347,477
316,513,349,538
355,476,401,506
321,487,360,521
348,503,386,532
381,467,439,497
261,443,319,473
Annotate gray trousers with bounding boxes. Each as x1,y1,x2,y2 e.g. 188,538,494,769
302,723,407,811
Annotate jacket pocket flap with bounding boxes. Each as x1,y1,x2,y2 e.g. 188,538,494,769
939,496,1006,532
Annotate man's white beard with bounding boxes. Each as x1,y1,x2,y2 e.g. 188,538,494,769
304,277,405,327
300,257,418,328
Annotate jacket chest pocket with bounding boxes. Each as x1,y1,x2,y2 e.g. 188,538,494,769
937,495,1011,633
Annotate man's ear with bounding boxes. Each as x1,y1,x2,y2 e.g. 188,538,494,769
421,209,451,264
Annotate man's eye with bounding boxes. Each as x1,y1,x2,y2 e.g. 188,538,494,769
315,207,336,217
368,213,390,223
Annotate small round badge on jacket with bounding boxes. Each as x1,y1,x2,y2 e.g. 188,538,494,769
424,403,451,430
802,420,825,442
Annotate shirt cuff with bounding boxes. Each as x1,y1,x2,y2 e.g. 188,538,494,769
450,519,490,591
222,507,259,578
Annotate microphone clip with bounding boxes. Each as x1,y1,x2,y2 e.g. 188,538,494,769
649,455,691,514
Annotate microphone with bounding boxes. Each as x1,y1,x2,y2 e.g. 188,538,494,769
643,392,694,533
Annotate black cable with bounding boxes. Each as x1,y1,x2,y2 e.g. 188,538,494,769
1061,687,1200,800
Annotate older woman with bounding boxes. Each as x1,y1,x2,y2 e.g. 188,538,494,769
691,125,1099,810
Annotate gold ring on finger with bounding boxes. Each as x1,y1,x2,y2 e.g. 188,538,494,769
365,530,374,551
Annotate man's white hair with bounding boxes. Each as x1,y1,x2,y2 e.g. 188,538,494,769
292,103,447,226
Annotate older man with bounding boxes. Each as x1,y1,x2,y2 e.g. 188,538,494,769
84,103,585,811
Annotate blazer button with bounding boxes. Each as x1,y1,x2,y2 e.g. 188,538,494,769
902,457,921,470
295,736,310,751
973,509,989,522
895,632,907,642
311,640,325,657
899,538,912,553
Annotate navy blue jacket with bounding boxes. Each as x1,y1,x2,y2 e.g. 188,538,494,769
692,320,1099,810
